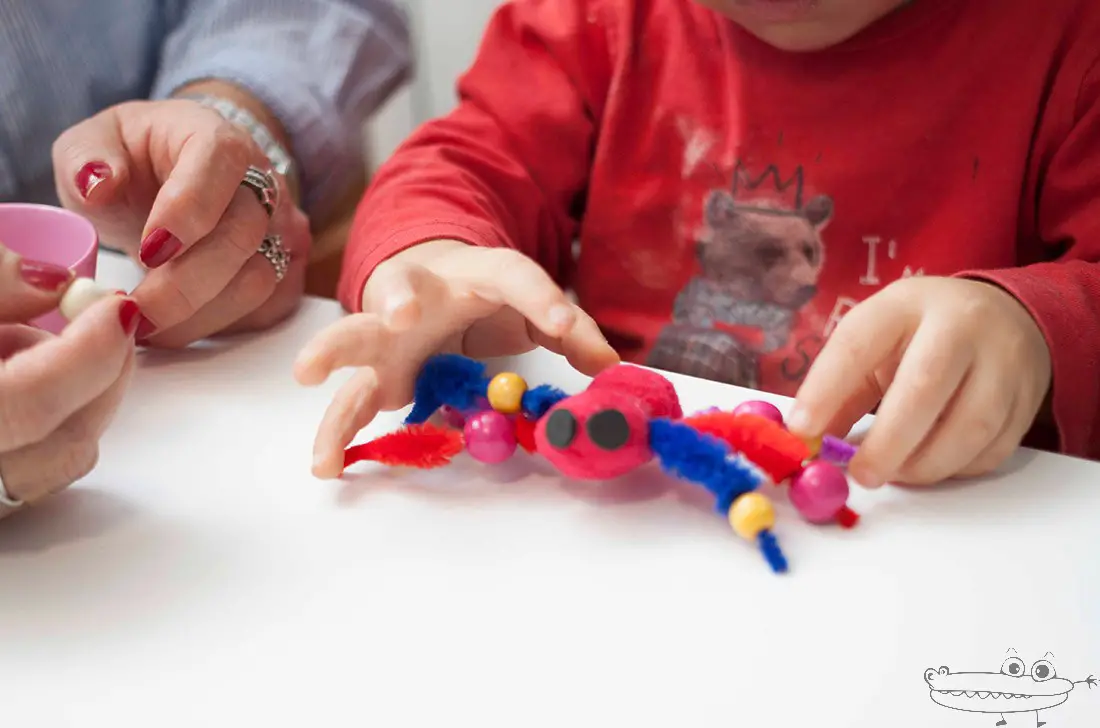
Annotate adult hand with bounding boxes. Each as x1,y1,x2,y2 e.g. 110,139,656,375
0,243,140,519
294,240,620,478
788,277,1052,487
51,94,310,348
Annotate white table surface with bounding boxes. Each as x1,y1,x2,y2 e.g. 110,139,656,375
1,252,1097,727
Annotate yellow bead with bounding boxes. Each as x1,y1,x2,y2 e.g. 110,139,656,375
487,372,528,414
802,436,823,457
728,492,777,540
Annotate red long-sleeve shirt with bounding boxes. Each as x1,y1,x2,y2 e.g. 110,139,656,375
339,0,1100,459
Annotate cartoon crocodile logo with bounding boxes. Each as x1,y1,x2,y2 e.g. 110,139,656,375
924,651,1095,726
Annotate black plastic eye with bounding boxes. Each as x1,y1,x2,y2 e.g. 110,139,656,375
544,409,577,449
586,409,630,451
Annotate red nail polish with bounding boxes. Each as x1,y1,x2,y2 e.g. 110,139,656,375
76,161,111,199
139,228,182,269
118,300,142,336
134,315,157,341
19,260,74,292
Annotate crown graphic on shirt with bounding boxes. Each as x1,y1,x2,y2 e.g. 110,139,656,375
729,160,806,212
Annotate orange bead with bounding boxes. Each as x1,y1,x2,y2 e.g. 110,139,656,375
728,492,776,540
487,372,527,414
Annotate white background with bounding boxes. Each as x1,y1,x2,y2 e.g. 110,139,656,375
368,0,506,167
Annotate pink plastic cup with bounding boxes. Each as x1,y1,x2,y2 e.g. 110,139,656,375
0,203,98,334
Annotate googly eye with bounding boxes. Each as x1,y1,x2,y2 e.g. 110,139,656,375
1031,660,1056,682
544,409,577,449
1000,657,1026,677
586,409,630,451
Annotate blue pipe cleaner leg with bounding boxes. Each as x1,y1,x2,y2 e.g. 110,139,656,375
648,419,763,511
757,530,788,574
405,354,490,425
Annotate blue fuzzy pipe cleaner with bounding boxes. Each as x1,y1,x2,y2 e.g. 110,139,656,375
405,354,489,425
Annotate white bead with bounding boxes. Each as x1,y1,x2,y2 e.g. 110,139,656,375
59,278,112,321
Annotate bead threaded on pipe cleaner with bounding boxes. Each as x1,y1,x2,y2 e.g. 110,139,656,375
728,492,788,574
731,400,784,426
487,372,527,414
819,435,858,465
464,411,517,464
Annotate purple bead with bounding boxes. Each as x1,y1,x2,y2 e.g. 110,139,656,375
732,400,785,426
440,406,467,429
819,435,857,465
789,461,850,524
463,411,517,464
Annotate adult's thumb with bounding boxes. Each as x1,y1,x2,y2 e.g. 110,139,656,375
0,241,74,323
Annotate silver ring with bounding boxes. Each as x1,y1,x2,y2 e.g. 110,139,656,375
240,166,278,218
258,235,290,282
0,467,24,510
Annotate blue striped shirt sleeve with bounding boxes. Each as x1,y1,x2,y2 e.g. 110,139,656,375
151,0,412,216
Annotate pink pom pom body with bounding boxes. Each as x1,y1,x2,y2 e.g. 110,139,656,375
588,365,682,419
732,400,784,426
464,411,517,464
534,387,653,480
789,461,850,524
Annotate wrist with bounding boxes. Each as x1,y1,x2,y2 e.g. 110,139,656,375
173,79,302,204
359,239,473,311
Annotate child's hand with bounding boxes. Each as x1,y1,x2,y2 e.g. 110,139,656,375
294,240,619,478
787,277,1052,487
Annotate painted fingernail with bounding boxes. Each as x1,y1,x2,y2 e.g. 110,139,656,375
118,300,142,336
76,161,111,199
139,228,182,269
548,305,575,331
134,316,158,341
19,259,74,292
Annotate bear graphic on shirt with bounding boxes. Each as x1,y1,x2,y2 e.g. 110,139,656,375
648,176,832,390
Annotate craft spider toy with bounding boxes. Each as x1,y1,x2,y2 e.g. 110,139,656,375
341,354,862,574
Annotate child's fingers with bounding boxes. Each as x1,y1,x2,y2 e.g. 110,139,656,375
528,305,620,376
896,368,1015,485
294,314,388,387
957,397,1023,478
311,367,381,479
788,300,910,438
362,260,436,330
460,249,576,339
850,321,973,487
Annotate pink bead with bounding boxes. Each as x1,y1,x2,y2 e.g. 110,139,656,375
464,411,517,464
732,400,785,426
789,461,850,524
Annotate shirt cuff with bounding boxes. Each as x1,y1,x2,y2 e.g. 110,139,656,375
957,265,1100,457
